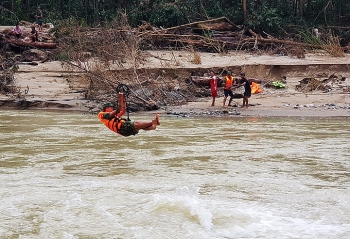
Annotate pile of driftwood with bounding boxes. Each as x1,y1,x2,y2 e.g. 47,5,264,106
137,17,339,56
138,17,243,52
295,74,346,92
1,17,349,56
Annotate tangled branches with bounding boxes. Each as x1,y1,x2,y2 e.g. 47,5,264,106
51,15,203,111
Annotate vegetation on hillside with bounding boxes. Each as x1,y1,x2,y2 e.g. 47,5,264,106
1,0,350,36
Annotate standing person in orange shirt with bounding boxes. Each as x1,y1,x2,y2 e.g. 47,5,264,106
209,70,218,106
223,71,235,107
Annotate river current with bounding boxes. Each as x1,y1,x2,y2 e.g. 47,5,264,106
0,110,349,239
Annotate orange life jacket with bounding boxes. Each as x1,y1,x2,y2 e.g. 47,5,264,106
224,76,234,89
98,112,125,135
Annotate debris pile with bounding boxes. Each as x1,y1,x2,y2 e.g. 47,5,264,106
139,17,327,55
295,74,346,92
0,69,15,94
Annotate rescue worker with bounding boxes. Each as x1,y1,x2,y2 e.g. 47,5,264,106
223,71,235,107
98,93,160,137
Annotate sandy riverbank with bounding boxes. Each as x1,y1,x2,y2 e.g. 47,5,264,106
1,49,350,117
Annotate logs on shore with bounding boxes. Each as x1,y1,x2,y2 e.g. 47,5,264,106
7,39,57,49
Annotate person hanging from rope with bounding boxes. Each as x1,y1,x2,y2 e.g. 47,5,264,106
98,84,160,137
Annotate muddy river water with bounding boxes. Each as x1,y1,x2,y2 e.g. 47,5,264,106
0,110,349,238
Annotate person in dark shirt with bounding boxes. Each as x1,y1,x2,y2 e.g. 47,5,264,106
36,6,43,33
29,26,38,42
238,72,251,108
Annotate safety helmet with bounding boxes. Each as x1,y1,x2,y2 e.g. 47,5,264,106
102,102,114,108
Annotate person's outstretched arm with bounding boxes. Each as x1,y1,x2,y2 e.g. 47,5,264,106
117,93,126,118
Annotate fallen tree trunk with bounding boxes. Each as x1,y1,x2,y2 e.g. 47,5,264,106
248,29,320,48
7,39,57,49
248,36,320,48
148,31,324,50
15,61,38,65
162,17,239,32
